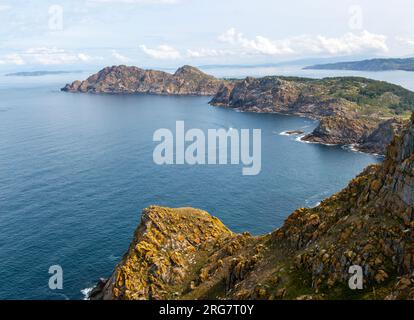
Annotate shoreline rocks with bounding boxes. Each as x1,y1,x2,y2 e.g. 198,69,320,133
283,130,305,135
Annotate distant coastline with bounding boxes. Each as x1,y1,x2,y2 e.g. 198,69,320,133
5,70,83,77
304,57,414,72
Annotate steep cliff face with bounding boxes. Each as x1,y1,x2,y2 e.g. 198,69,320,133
94,115,414,300
210,76,414,154
358,118,405,155
61,65,225,95
302,116,377,145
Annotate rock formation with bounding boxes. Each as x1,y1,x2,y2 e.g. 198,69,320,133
92,114,414,300
61,65,225,96
210,76,414,155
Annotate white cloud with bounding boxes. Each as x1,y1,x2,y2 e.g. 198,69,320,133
314,31,388,55
0,47,102,66
139,44,181,59
111,50,131,63
218,28,388,56
0,53,25,65
396,36,414,46
24,47,88,65
218,28,294,55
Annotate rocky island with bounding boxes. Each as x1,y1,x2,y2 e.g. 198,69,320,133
92,114,414,300
63,65,414,155
61,65,225,95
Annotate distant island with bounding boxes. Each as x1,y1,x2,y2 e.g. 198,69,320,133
6,70,82,77
304,57,414,72
61,65,224,95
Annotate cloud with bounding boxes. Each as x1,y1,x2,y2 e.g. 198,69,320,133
314,31,388,55
218,28,294,55
112,50,131,63
139,44,181,59
0,54,25,65
396,36,414,46
0,4,11,11
218,28,388,56
24,47,96,65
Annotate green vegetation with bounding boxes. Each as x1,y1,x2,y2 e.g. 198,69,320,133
279,76,414,117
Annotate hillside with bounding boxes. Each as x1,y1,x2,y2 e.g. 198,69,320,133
304,58,414,72
210,76,414,154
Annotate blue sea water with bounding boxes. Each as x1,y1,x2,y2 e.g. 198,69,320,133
0,70,390,299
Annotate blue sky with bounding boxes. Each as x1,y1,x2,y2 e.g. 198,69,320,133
0,0,414,71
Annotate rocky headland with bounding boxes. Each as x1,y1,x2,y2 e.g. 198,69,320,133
92,114,414,300
210,76,414,155
61,65,225,95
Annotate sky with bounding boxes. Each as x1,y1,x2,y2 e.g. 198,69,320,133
0,0,414,71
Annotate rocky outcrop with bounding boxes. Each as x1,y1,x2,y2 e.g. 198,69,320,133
93,114,414,300
302,116,377,145
61,65,225,96
210,76,414,154
358,118,405,155
92,206,234,300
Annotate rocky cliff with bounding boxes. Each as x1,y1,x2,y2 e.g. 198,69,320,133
61,65,225,95
210,76,414,155
93,114,414,300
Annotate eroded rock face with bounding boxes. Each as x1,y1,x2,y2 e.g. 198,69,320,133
93,206,234,300
94,115,414,300
210,76,412,154
302,116,377,145
358,118,406,155
61,65,225,96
